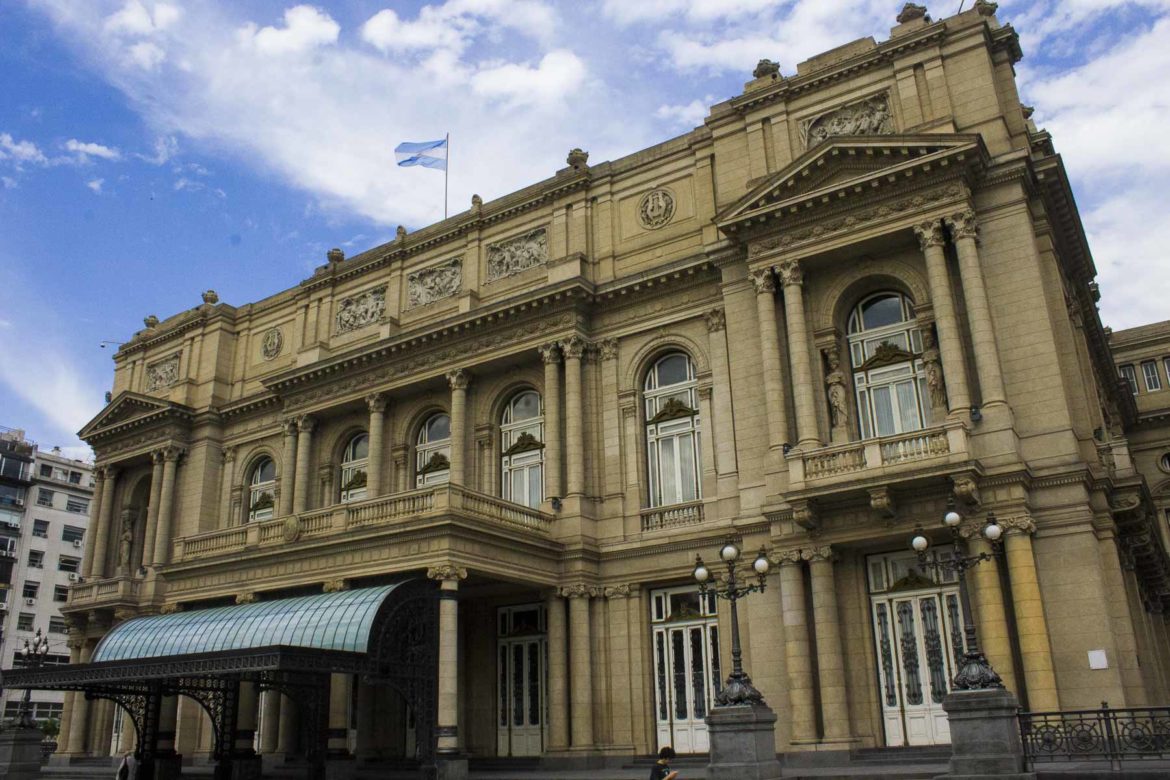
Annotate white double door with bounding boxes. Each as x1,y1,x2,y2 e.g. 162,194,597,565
872,587,966,746
496,636,547,756
652,616,721,754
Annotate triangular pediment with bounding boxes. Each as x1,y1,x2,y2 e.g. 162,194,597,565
717,134,987,233
78,391,189,439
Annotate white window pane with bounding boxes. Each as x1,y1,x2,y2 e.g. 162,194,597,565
918,377,932,427
512,470,525,503
656,354,691,387
528,464,543,507
872,386,895,437
857,389,872,439
660,437,679,504
896,381,921,432
679,434,697,502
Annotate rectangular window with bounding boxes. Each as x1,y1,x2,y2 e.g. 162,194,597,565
53,585,69,602
61,526,85,544
39,464,52,478
58,556,80,573
0,484,26,507
65,497,88,514
0,537,17,556
68,471,81,484
1142,361,1162,392
49,616,67,634
32,519,49,538
28,550,44,568
36,488,53,507
22,581,39,599
1119,364,1139,394
0,456,29,481
16,613,34,631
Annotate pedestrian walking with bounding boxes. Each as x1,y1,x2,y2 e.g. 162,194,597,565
649,746,679,780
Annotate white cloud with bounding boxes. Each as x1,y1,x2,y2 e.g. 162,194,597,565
105,0,181,36
655,98,711,128
603,0,781,26
0,133,48,166
361,0,556,56
127,40,167,69
239,5,340,56
137,135,178,164
0,338,103,446
65,139,123,161
1,176,16,189
362,8,467,54
86,178,105,193
471,50,586,108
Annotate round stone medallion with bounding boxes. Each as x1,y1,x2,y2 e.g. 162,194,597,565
261,328,284,360
282,516,301,542
637,188,675,230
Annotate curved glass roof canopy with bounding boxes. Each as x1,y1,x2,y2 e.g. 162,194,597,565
93,583,400,663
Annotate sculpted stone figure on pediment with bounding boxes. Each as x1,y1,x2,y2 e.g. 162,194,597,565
335,285,387,334
145,354,181,392
486,228,548,281
802,92,894,148
408,258,463,307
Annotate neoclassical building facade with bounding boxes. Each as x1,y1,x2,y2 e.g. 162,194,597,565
47,2,1170,772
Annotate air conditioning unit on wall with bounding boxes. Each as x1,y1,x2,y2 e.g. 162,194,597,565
24,597,35,606
71,539,82,548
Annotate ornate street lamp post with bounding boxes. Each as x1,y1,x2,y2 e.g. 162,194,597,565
910,506,1005,691
16,628,50,729
692,540,771,705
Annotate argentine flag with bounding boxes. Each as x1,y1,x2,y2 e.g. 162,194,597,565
395,138,448,170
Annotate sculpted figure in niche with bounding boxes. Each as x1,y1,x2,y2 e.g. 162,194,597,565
118,508,134,574
922,328,948,413
824,345,849,429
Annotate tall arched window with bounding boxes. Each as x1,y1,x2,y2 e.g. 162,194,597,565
501,390,544,508
339,433,369,503
417,413,451,487
247,457,276,522
644,352,701,507
848,292,930,438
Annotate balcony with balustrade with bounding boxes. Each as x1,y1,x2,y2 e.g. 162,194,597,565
785,419,975,500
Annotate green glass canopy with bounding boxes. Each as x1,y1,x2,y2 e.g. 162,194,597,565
93,583,401,663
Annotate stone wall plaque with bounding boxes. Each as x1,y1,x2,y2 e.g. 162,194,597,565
145,354,180,392
408,258,462,308
801,92,894,148
261,327,283,360
486,228,548,281
638,188,676,230
335,285,387,334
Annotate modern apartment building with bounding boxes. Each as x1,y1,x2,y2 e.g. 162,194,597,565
0,428,93,726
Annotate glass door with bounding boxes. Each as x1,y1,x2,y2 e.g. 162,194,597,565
497,604,547,756
650,587,721,754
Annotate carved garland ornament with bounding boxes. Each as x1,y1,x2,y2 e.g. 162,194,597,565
638,188,676,230
145,354,181,391
408,258,463,307
335,285,387,334
486,228,549,281
801,92,895,148
261,328,284,360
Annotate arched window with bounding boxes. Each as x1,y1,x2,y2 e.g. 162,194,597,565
247,457,276,522
416,413,451,487
501,390,544,508
848,292,930,438
644,352,701,507
339,433,369,503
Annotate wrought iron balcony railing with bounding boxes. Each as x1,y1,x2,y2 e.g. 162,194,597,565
1020,702,1170,770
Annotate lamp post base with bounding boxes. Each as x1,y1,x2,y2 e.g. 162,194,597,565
0,727,44,780
705,702,783,780
937,688,1034,779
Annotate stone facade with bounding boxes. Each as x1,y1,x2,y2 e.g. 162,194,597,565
55,3,1170,768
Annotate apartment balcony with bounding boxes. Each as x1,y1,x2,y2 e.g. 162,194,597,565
785,420,973,499
66,575,141,611
171,484,556,565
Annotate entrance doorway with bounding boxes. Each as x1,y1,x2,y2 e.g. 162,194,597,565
650,586,722,754
868,550,967,746
496,604,547,757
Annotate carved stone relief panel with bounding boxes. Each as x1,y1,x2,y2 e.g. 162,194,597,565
486,228,548,281
637,189,675,230
261,327,284,360
335,285,387,333
801,92,894,148
145,353,181,391
408,258,463,308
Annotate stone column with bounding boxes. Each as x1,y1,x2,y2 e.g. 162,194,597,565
367,393,387,497
428,564,468,760
563,584,594,747
539,343,563,499
779,260,821,449
545,589,569,750
353,681,375,760
327,674,351,756
293,415,315,513
276,694,298,757
750,268,790,450
603,585,633,748
562,337,586,496
914,219,971,414
141,451,165,566
967,534,1018,696
259,690,281,754
151,448,182,568
64,638,93,756
446,370,470,486
946,210,1007,406
81,468,107,577
88,467,118,578
156,694,180,775
806,546,850,741
777,551,816,743
278,419,298,517
1003,517,1059,711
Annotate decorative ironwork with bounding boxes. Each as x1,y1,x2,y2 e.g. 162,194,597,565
1020,703,1170,770
875,604,897,707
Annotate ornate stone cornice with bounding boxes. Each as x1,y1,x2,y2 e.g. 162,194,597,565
426,564,468,582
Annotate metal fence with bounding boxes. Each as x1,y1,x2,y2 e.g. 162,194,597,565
1020,702,1170,770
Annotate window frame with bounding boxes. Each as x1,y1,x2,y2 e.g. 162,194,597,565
339,434,370,504
36,488,53,508
500,390,545,508
247,456,277,522
32,519,49,539
1141,360,1162,392
643,353,702,509
416,413,452,487
1119,364,1139,395
848,292,930,439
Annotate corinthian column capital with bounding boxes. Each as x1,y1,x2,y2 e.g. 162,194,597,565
912,219,946,251
945,209,979,241
297,414,317,434
560,336,586,360
749,268,777,294
427,564,469,582
538,342,562,364
446,368,471,391
366,392,388,413
801,544,835,563
778,259,804,287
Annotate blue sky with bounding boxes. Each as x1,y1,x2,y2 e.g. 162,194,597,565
1,0,1168,457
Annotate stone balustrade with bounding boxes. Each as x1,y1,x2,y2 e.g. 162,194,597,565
640,501,706,533
64,575,141,609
